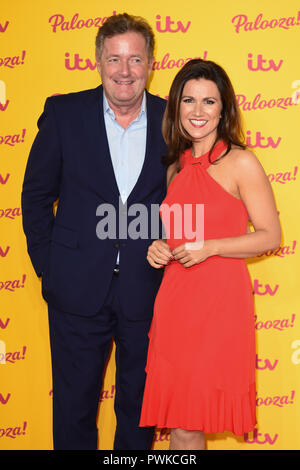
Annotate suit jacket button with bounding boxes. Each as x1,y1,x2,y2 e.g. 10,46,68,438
114,242,119,248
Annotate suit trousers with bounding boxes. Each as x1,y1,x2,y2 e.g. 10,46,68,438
47,271,155,450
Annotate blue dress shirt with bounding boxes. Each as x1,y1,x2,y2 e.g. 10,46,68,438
103,92,147,204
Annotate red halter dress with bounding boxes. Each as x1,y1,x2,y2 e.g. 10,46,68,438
139,141,256,435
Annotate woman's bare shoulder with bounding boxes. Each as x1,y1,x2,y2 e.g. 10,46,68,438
228,146,265,174
225,147,270,190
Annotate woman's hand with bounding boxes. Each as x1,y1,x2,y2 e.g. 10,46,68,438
147,239,174,269
172,240,216,268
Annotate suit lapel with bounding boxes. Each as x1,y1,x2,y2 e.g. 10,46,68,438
82,85,120,205
127,90,159,205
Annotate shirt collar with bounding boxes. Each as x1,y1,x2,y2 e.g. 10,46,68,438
103,91,146,122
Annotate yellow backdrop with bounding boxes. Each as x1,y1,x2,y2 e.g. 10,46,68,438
0,0,299,450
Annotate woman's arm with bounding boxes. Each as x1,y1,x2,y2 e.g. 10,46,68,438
173,150,281,267
147,162,178,268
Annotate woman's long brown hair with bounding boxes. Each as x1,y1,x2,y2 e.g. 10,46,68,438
162,59,246,170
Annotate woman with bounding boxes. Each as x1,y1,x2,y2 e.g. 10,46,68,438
139,59,281,450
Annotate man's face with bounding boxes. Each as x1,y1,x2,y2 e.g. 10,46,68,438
96,32,153,110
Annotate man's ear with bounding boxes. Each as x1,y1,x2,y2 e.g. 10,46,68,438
147,56,154,80
95,53,101,75
148,56,154,73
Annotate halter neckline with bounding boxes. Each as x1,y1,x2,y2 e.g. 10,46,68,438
184,140,228,170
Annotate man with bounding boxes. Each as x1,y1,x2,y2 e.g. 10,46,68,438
21,13,169,450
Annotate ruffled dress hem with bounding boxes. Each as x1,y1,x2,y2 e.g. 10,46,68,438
139,349,256,437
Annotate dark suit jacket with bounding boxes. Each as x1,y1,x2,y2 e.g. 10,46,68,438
21,86,167,319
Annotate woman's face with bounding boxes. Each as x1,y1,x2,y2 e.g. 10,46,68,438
179,78,223,150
